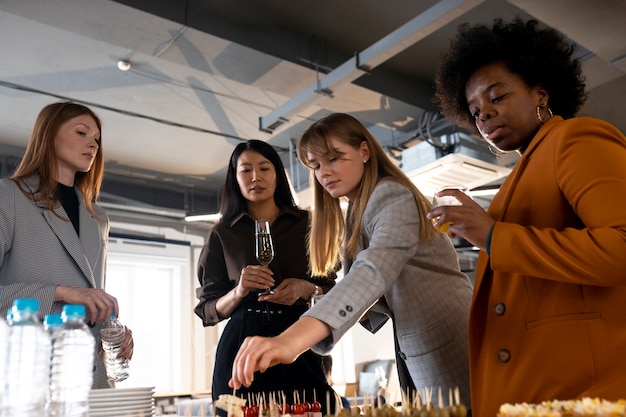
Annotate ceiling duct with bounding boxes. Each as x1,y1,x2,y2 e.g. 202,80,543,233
402,132,517,197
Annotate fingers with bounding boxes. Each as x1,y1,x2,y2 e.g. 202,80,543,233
118,326,134,360
239,266,275,291
427,193,495,249
230,337,259,388
257,292,293,305
56,286,118,324
428,188,474,226
229,336,278,389
257,278,300,304
85,290,119,324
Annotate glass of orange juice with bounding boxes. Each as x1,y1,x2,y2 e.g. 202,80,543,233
431,185,471,233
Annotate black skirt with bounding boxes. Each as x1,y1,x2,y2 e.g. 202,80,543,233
212,301,338,413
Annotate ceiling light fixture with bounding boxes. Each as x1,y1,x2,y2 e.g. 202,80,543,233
117,59,131,71
185,213,221,222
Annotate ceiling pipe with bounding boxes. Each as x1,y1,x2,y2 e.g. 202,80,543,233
258,0,486,134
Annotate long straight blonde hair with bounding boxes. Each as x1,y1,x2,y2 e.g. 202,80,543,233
297,113,436,276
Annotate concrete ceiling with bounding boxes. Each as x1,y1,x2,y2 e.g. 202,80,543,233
0,0,625,228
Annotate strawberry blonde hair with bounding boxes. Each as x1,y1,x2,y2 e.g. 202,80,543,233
11,101,104,217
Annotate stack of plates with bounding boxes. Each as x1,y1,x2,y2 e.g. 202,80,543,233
89,386,155,417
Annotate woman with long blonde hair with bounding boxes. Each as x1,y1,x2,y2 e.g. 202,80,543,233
230,113,473,409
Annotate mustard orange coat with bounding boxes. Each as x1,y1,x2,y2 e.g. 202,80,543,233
470,116,626,417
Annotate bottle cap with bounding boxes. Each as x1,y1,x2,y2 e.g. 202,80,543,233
62,304,86,319
13,298,40,312
44,313,63,327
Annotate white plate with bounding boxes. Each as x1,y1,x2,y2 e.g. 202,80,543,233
89,387,154,400
90,387,154,396
90,398,153,407
89,405,154,417
89,404,153,411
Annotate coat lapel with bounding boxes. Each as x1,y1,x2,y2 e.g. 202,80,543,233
43,207,97,288
22,176,97,288
473,117,563,287
77,190,103,287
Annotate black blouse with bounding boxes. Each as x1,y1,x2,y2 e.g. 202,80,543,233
194,206,336,326
57,182,79,236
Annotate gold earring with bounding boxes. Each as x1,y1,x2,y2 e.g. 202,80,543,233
536,106,554,124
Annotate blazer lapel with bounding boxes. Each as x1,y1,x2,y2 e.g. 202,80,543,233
474,117,563,286
77,191,104,287
21,175,97,288
43,208,97,288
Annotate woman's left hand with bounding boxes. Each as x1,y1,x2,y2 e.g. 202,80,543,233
99,325,134,360
258,278,309,305
427,188,495,249
118,326,134,360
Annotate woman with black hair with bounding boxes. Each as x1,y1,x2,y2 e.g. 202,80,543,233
194,140,337,411
430,18,626,417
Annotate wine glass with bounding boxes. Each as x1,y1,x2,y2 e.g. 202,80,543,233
255,219,275,295
431,185,471,233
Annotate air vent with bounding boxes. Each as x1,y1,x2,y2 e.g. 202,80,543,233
402,133,516,196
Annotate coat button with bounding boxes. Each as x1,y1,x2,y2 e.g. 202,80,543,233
399,352,407,360
497,349,510,363
494,303,506,316
346,305,353,312
339,310,346,317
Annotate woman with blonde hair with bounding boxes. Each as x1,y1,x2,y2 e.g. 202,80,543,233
230,113,473,408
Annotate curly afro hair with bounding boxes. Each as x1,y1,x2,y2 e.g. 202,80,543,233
433,18,586,133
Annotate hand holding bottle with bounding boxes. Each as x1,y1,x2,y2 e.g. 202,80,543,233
100,311,131,382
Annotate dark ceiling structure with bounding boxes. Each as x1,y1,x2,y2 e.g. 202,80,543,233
0,0,625,235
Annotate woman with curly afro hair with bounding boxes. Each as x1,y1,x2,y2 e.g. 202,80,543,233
429,18,626,417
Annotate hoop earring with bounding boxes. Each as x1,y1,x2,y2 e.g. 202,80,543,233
536,106,554,124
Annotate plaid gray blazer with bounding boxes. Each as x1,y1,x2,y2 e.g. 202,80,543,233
305,180,473,406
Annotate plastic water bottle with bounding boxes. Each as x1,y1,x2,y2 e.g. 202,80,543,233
4,308,12,325
44,313,63,333
100,311,129,382
1,298,51,417
0,316,9,414
48,304,95,417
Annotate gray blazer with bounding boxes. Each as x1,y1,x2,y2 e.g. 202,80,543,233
0,175,111,388
304,181,473,406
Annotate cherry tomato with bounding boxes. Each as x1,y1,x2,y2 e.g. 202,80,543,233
244,407,257,417
291,403,305,415
302,402,311,413
311,401,322,413
279,403,291,415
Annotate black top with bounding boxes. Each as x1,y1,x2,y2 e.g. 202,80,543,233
194,206,336,326
57,183,79,236
194,206,338,412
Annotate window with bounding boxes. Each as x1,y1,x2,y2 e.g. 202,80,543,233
105,234,199,393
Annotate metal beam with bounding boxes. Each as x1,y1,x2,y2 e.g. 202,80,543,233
259,0,486,133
